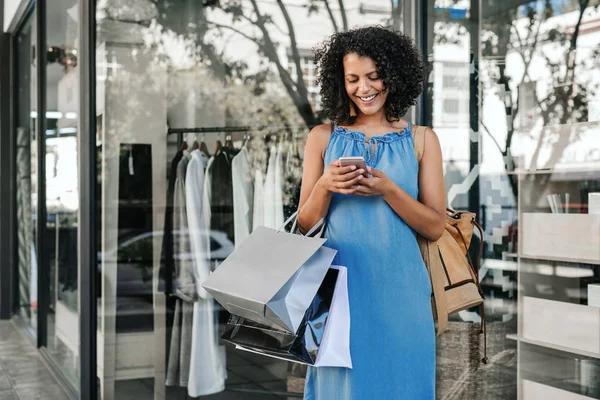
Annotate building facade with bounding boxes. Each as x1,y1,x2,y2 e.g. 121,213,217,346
1,0,600,399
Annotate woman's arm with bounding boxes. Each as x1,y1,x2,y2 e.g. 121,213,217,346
297,124,365,233
356,128,446,241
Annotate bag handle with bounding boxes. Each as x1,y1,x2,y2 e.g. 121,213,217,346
278,210,326,238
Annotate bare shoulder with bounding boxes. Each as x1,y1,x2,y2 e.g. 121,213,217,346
309,123,333,140
424,126,440,144
422,126,442,159
307,123,334,159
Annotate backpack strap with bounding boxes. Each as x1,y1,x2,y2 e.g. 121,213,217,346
412,124,427,164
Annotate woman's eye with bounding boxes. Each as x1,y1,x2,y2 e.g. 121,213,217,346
348,79,358,83
369,76,380,81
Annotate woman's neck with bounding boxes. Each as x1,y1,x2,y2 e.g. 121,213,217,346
354,109,392,128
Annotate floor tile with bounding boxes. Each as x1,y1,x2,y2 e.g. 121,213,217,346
15,385,69,400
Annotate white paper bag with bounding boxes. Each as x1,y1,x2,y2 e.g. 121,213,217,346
315,265,352,368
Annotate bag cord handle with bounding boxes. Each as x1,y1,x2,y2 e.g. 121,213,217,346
455,219,488,364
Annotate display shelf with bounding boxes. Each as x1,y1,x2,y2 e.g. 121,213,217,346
518,253,600,266
521,213,600,263
522,380,595,400
522,296,600,357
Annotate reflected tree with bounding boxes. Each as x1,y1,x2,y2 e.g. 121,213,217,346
480,0,599,200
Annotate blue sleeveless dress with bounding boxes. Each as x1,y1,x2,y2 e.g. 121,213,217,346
304,123,435,399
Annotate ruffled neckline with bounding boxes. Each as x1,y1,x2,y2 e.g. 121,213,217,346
334,123,412,143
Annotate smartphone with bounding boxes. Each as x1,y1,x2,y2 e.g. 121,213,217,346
339,156,368,176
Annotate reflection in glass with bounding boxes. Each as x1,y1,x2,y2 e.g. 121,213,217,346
95,1,402,398
43,0,81,391
14,10,38,334
481,1,600,399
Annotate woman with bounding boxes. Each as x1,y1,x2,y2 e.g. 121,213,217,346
297,26,446,399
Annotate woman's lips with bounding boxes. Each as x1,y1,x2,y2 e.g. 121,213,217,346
356,93,378,105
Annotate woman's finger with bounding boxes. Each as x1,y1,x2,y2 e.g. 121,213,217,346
338,174,364,188
340,186,359,195
333,167,364,181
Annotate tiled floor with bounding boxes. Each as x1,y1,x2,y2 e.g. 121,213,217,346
0,321,68,400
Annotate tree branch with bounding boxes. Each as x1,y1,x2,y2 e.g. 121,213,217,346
481,121,505,156
276,0,305,89
338,0,348,31
207,22,263,47
324,0,339,33
249,0,318,126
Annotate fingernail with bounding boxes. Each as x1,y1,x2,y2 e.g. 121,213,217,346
358,175,363,180
350,165,356,170
359,169,365,174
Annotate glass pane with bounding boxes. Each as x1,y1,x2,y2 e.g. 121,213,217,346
424,0,519,398
482,0,600,398
44,0,81,391
14,9,37,335
95,1,402,398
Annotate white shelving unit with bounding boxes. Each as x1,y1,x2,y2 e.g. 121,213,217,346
515,164,600,400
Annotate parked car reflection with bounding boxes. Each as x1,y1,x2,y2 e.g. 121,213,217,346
96,229,234,332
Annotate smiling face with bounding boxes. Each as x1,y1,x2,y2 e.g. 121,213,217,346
343,52,388,117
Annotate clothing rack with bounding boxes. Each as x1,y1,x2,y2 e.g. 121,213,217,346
167,126,251,134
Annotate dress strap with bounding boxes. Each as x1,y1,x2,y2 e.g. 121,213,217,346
412,124,426,164
330,122,335,134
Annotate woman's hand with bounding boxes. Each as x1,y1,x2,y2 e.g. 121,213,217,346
317,160,366,195
355,167,394,197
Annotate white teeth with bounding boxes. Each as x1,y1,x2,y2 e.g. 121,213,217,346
360,94,376,102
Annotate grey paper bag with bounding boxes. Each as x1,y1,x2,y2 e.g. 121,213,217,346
201,216,336,333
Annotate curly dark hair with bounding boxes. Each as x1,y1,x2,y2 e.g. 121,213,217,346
313,26,424,124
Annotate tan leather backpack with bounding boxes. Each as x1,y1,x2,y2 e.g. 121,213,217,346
412,125,488,364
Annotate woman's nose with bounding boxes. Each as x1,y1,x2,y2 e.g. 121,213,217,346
358,79,369,93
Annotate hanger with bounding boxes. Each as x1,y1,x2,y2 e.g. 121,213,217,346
199,133,210,157
225,133,234,149
242,132,250,148
214,132,223,156
192,133,200,150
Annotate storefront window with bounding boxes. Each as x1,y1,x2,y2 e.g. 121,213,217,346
94,1,402,398
14,9,37,334
481,1,600,398
44,0,81,390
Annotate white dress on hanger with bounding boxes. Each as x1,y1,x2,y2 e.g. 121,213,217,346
252,169,265,232
263,144,284,229
232,147,254,246
185,150,226,397
274,142,285,229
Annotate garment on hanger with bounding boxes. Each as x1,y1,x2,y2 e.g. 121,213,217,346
274,142,285,229
186,149,227,397
209,149,234,243
165,299,194,387
172,150,196,302
252,169,265,232
184,149,211,299
263,144,284,229
232,147,254,246
159,149,184,294
117,144,153,333
166,150,195,387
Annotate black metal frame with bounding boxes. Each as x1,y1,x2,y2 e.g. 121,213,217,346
36,0,48,349
78,0,98,397
0,0,14,320
4,0,36,327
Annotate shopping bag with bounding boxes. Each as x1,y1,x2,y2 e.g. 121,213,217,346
201,212,337,332
223,266,352,368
